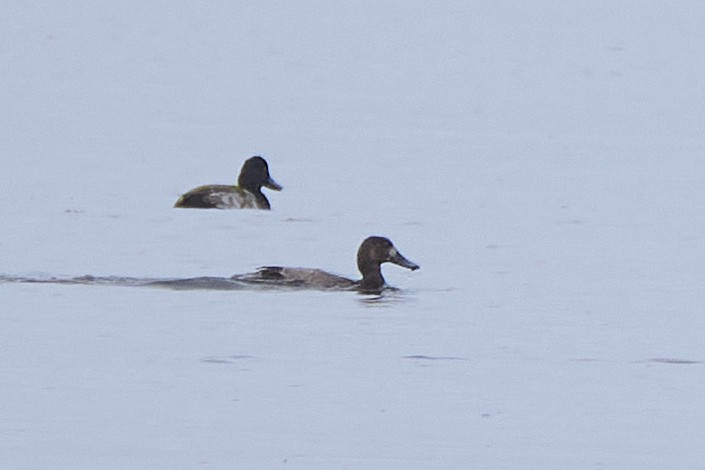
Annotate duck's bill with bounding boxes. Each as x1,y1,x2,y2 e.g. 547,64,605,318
390,250,420,271
265,177,283,191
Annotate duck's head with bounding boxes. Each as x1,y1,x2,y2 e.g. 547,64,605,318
238,156,283,192
357,236,420,273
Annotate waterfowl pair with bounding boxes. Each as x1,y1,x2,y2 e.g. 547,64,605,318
175,156,281,209
232,236,419,294
175,157,419,291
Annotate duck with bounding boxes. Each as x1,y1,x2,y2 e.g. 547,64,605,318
232,236,420,294
174,156,282,209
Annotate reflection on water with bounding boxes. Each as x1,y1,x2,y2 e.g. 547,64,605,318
357,288,414,306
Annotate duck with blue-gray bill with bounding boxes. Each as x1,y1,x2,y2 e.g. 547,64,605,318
174,156,282,209
232,236,420,294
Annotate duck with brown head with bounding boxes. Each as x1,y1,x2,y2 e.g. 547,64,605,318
174,156,282,209
355,236,419,293
232,236,419,294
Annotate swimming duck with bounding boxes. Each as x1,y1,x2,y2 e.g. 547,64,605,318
174,156,282,209
232,236,420,293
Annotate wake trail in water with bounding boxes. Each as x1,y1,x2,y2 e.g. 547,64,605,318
0,274,251,291
1,275,409,299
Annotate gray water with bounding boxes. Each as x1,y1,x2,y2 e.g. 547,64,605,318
2,2,705,469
